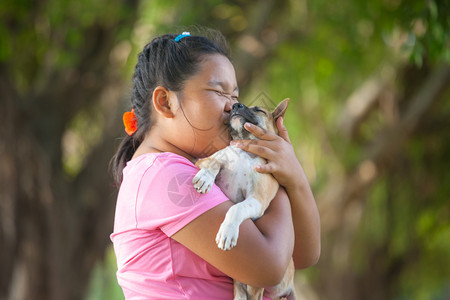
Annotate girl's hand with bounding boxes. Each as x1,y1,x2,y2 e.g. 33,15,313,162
231,117,306,191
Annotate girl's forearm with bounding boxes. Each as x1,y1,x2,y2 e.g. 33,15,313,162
286,179,321,269
253,188,295,278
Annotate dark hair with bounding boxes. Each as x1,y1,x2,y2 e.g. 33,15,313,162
111,29,231,185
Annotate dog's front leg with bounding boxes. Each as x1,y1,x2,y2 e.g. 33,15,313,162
193,149,227,194
233,280,264,300
233,281,248,300
246,285,264,300
216,197,263,250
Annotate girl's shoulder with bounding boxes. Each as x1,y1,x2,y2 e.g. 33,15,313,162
127,152,194,169
123,152,197,181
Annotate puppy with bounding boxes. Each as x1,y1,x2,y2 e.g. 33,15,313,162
193,99,296,300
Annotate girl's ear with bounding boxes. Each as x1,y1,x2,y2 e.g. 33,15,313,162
272,98,290,121
152,86,175,118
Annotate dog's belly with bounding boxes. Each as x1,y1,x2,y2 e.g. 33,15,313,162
215,147,264,204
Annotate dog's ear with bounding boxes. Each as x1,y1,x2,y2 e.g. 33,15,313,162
272,98,290,121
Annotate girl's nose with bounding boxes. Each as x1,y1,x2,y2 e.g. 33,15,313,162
224,101,233,112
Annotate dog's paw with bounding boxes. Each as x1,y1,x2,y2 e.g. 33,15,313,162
192,169,215,194
216,221,239,251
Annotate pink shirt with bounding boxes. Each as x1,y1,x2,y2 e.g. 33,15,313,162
111,152,233,299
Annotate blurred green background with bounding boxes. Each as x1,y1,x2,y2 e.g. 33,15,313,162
1,0,449,299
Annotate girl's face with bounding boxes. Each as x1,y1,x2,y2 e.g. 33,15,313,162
168,54,239,158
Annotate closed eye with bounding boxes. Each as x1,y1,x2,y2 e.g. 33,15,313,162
210,89,239,101
214,90,224,97
253,107,267,115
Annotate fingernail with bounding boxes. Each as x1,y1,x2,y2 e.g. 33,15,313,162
245,122,253,129
231,141,242,147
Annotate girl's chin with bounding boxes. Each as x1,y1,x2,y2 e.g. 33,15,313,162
196,139,229,158
193,127,231,157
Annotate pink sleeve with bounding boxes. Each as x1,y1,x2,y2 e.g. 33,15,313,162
135,155,229,237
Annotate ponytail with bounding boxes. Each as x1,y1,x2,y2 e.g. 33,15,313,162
111,135,141,186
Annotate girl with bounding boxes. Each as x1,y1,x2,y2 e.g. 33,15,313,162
111,30,320,299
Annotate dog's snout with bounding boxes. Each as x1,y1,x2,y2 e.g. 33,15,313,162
232,103,245,112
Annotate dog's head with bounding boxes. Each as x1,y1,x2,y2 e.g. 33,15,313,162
229,98,289,140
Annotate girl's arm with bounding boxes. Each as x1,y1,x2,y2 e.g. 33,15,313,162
232,119,321,269
171,187,295,288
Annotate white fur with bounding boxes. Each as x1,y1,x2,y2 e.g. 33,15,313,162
193,146,267,251
216,197,262,250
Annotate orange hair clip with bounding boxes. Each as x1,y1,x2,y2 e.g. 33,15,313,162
123,109,137,136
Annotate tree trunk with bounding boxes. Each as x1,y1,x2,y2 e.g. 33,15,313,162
0,0,139,299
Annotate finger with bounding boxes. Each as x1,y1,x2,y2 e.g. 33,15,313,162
234,141,277,160
276,117,291,143
254,162,277,174
244,123,278,141
231,138,277,151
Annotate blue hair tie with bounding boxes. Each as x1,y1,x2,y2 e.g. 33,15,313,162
174,32,191,42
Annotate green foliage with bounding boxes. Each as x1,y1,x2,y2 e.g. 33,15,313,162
354,100,450,299
62,109,104,179
399,0,449,66
86,247,124,300
0,0,134,92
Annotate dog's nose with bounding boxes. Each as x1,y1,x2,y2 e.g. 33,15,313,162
232,103,244,112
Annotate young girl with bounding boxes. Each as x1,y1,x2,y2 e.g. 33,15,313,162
111,30,320,299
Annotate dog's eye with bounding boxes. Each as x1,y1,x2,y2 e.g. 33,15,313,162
253,107,267,115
